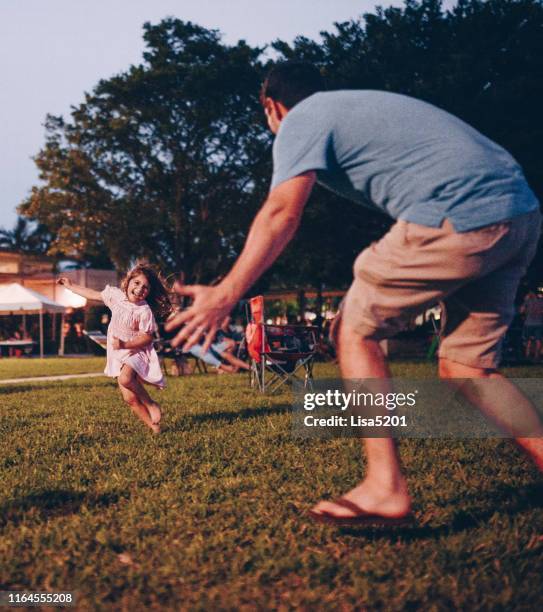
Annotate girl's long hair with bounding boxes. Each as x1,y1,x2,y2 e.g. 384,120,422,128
120,262,173,320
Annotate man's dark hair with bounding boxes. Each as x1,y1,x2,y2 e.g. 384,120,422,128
260,61,325,109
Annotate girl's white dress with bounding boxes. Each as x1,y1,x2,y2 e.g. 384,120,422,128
101,285,165,388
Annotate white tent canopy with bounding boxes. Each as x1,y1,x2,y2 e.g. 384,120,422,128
0,283,67,357
0,283,66,313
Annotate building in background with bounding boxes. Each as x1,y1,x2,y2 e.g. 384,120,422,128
0,250,117,304
0,250,117,355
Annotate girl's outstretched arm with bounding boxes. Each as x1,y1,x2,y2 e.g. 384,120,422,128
57,277,103,301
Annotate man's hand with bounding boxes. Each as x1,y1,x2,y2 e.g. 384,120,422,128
164,284,235,352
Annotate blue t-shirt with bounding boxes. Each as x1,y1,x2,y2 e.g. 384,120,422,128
270,91,539,231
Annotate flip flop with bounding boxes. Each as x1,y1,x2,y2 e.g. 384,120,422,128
308,498,414,527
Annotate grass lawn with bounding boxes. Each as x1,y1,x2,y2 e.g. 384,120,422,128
1,360,542,610
0,356,104,380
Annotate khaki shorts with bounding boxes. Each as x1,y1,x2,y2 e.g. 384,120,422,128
342,209,541,368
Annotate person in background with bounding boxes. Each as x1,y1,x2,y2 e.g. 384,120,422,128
521,290,543,361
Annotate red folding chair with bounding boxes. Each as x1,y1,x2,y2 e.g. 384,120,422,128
245,296,318,393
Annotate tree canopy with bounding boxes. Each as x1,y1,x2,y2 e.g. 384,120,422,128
0,216,51,255
21,20,269,280
19,0,543,287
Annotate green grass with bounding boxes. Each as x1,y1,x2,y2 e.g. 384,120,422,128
0,356,104,380
1,360,543,610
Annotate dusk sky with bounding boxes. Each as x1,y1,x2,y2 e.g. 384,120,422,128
1,0,444,230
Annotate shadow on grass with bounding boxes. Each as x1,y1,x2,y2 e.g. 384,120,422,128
186,403,292,426
337,481,543,541
0,489,129,527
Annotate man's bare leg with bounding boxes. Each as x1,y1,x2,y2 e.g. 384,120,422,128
311,321,412,519
118,381,160,434
439,358,543,471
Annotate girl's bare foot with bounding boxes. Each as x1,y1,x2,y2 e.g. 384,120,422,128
150,422,161,434
147,403,162,424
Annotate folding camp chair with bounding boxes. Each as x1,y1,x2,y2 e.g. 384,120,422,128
245,296,318,393
426,313,440,361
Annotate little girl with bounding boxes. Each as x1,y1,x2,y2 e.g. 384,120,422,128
58,263,172,434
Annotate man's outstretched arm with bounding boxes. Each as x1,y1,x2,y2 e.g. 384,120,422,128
165,172,316,350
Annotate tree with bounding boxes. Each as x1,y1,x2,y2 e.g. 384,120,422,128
0,216,52,254
21,3,543,289
268,189,390,290
20,20,269,280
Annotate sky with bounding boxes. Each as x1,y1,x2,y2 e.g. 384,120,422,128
0,0,431,230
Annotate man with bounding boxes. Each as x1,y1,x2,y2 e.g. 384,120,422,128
166,62,543,524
